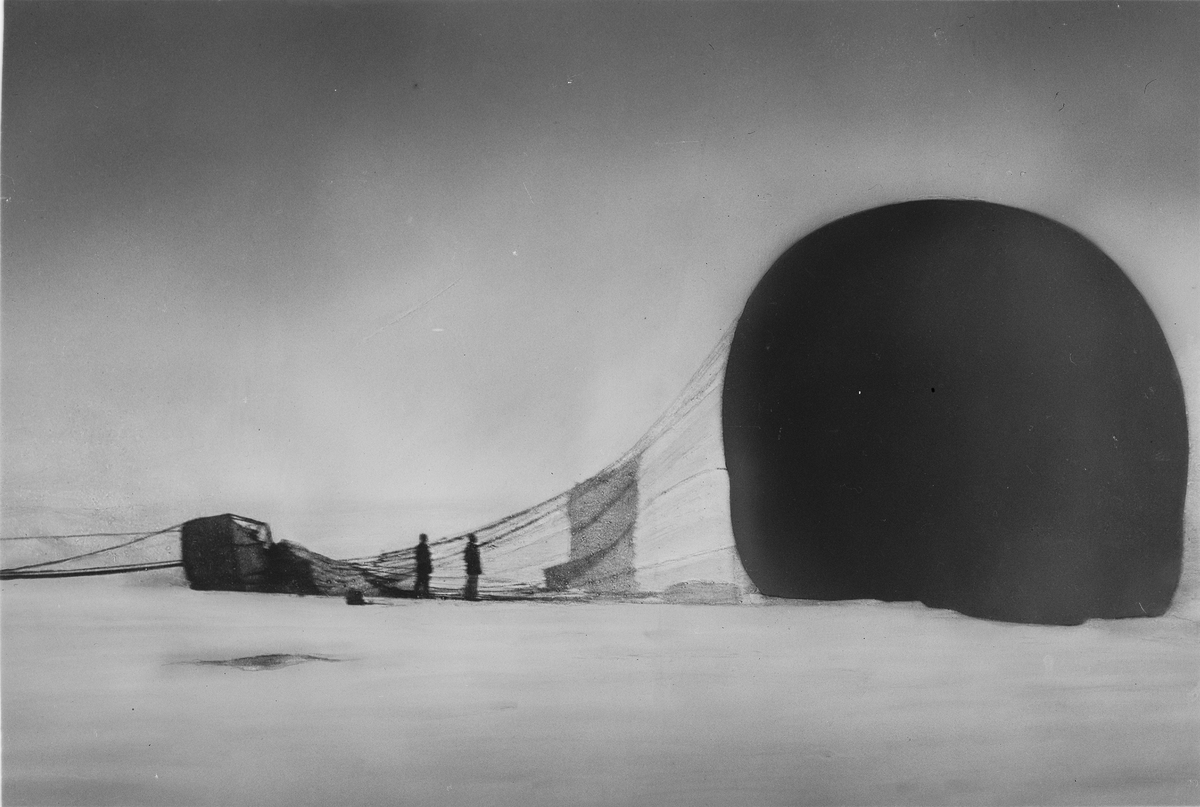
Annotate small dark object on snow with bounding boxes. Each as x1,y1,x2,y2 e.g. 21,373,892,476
345,588,365,605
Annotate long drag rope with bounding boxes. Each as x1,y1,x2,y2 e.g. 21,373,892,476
1,560,184,580
0,523,185,576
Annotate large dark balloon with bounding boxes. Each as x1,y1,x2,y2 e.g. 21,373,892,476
722,200,1188,625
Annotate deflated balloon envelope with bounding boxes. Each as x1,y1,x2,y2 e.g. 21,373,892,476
721,200,1188,625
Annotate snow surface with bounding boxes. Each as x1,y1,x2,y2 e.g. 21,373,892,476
2,572,1197,806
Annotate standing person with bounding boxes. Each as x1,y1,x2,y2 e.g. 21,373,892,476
414,534,432,598
463,534,482,601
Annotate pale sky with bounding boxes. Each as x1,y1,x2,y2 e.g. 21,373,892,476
3,2,1197,555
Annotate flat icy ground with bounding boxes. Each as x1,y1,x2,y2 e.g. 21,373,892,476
2,575,1197,807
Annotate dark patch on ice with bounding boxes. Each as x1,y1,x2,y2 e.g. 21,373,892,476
188,653,342,671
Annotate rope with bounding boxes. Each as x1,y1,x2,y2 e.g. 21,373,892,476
0,523,184,574
1,530,170,541
0,560,183,580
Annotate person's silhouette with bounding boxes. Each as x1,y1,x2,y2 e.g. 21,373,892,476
414,534,432,598
463,534,482,601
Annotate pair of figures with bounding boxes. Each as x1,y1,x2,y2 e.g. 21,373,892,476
414,533,482,600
